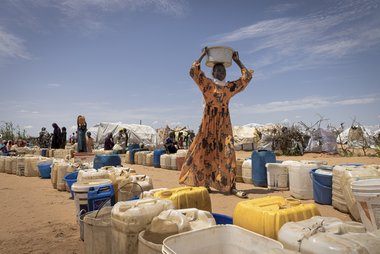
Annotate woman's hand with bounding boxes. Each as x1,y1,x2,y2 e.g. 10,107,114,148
197,46,208,63
232,51,240,62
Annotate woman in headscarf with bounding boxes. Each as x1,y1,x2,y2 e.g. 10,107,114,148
179,47,253,198
51,123,61,149
77,115,87,152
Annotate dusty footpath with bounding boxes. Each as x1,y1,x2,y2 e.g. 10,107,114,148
1,152,380,253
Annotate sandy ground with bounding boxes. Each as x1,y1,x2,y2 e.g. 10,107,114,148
1,152,380,253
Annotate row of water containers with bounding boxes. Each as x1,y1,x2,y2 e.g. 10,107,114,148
79,193,380,254
124,149,188,170
0,155,53,177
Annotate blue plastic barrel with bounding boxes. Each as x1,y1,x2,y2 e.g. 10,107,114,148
64,171,78,199
153,149,166,168
38,161,52,178
128,143,140,151
129,148,142,164
212,213,233,224
93,154,121,169
87,184,115,211
310,168,332,205
251,150,276,187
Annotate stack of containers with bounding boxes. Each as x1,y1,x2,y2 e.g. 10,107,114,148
278,216,380,253
352,178,380,232
24,156,40,177
11,156,17,174
332,164,361,213
333,164,380,221
5,157,12,174
111,198,174,254
233,196,320,239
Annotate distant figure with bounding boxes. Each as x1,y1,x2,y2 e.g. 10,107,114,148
0,140,9,155
177,132,184,149
38,127,51,148
77,115,87,152
60,127,67,149
51,123,62,149
115,128,128,153
69,132,77,144
104,133,114,150
165,132,178,154
86,132,94,153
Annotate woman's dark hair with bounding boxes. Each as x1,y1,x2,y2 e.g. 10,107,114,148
62,127,66,131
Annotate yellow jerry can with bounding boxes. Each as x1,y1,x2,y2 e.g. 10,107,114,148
233,196,320,239
154,186,212,212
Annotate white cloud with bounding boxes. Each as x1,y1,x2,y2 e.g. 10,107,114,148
32,111,39,114
19,109,27,113
47,83,61,88
0,25,30,59
232,95,379,114
207,0,380,74
24,125,33,129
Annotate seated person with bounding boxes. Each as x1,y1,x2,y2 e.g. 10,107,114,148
165,133,178,154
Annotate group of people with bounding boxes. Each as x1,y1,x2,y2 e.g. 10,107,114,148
38,124,67,149
104,128,129,153
0,139,27,156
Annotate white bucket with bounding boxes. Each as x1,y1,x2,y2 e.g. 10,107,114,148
242,158,252,184
162,225,284,254
205,46,234,68
352,178,380,231
84,207,112,254
266,163,289,190
111,198,174,254
71,179,112,217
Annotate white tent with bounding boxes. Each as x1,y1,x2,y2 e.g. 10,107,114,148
337,125,377,148
305,128,337,154
94,122,158,148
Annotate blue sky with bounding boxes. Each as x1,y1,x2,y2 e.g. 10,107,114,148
1,0,379,137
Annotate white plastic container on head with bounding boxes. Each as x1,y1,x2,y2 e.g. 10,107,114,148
205,46,234,68
162,224,284,254
84,207,112,254
266,163,289,190
278,216,380,254
242,158,252,184
352,178,380,231
111,198,174,254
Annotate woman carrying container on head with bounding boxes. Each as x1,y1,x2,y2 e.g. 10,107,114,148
179,47,253,198
77,115,87,152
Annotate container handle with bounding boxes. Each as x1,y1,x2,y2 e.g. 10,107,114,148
177,208,199,221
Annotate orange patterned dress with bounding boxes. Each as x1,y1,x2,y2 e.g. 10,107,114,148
179,61,252,193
